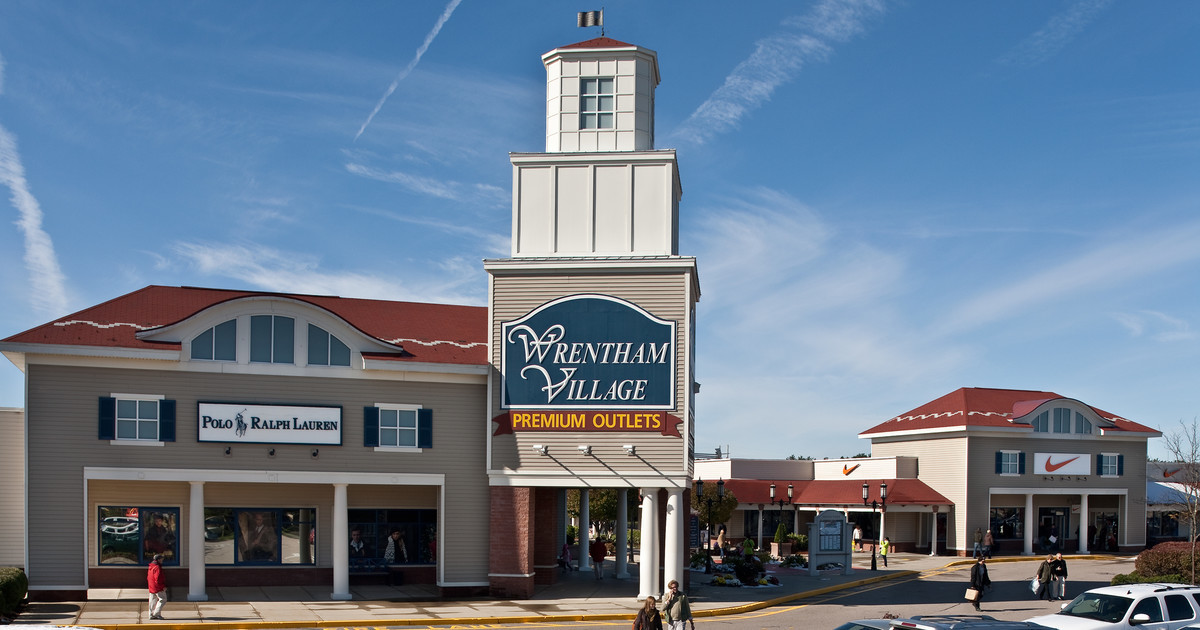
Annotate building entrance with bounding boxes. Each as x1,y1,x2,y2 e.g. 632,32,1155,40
1038,507,1068,552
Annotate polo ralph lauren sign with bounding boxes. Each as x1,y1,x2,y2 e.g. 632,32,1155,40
502,294,675,409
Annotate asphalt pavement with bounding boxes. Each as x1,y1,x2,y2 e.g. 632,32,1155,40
7,552,1130,630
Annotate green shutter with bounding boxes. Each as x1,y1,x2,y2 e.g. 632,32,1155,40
159,400,176,442
98,397,116,440
363,407,379,447
417,409,433,449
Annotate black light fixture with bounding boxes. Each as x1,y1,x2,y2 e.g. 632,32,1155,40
311,448,319,459
694,478,725,573
268,448,276,457
769,482,794,509
862,481,888,571
224,446,232,456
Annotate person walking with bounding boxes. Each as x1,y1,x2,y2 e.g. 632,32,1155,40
1034,554,1055,601
968,556,991,611
147,553,167,620
1052,552,1069,601
662,579,694,630
880,537,890,568
972,527,984,559
589,537,607,580
852,525,863,552
633,595,663,630
982,529,995,559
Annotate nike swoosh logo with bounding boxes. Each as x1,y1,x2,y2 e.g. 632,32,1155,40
1164,468,1181,478
1045,456,1080,472
843,464,860,475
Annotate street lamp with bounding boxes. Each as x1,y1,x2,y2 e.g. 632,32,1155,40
862,482,887,571
769,482,794,540
695,478,725,573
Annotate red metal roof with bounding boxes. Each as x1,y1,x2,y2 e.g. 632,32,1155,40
720,478,950,507
858,387,1157,436
558,37,636,50
2,285,488,366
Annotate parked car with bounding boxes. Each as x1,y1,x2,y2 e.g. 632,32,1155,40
1026,584,1200,630
893,615,1056,630
834,620,896,630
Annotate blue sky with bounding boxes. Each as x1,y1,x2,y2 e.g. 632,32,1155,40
1,1,1198,461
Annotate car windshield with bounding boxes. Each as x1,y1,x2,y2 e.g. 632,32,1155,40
1059,593,1134,623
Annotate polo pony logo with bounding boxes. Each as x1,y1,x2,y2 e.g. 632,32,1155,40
842,463,860,475
235,410,248,437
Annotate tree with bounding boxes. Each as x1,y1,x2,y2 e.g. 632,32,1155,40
786,454,815,460
691,483,738,537
566,489,637,538
1160,418,1200,584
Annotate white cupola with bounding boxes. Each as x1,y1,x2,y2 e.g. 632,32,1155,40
509,37,680,258
541,37,660,152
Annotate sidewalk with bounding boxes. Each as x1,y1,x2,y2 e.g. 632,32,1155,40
8,553,1019,629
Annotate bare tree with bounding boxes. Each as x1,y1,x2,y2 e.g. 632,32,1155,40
1159,418,1200,584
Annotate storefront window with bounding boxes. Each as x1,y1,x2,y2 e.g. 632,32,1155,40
1148,511,1181,538
347,509,437,570
989,507,1024,540
202,508,316,565
99,506,179,565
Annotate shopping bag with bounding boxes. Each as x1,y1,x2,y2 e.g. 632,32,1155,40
1031,577,1040,593
965,588,980,602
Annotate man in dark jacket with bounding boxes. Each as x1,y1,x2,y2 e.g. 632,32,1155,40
1051,552,1069,601
1034,554,1055,600
969,557,991,611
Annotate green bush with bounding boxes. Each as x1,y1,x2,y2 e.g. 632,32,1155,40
774,522,788,543
566,525,577,546
781,554,806,568
1112,572,1187,585
788,533,809,551
732,555,761,584
0,567,28,616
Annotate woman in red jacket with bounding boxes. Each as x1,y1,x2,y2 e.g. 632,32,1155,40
147,553,167,620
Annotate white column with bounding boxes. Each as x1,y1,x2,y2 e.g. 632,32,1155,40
756,505,764,550
332,483,351,600
1023,493,1035,556
637,490,657,599
929,509,938,556
616,489,630,578
1078,493,1090,553
187,481,208,601
879,509,887,548
663,488,684,590
579,489,592,570
793,508,799,539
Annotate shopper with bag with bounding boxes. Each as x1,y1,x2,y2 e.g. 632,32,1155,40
1033,554,1055,600
967,556,990,611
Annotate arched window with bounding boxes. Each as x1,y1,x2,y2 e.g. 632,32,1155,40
191,319,236,361
308,324,351,367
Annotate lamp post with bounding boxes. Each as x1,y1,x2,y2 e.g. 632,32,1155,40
769,483,795,557
862,482,887,571
695,478,725,573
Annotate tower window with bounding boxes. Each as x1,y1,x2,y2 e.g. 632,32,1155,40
580,77,614,129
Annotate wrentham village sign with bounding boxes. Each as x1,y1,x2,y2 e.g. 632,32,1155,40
497,294,681,436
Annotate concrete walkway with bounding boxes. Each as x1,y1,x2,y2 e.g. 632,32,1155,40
8,553,1071,629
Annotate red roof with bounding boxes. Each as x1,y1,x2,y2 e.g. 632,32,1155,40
558,37,636,50
2,285,488,366
720,478,950,508
859,387,1157,436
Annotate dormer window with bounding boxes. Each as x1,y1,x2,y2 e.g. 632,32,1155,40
580,77,614,129
250,315,294,364
308,324,351,367
1053,408,1071,433
191,319,237,361
1075,413,1093,434
1031,411,1049,432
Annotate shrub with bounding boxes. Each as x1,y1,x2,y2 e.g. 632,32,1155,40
788,533,809,551
781,554,806,568
1112,572,1187,585
566,525,577,546
1135,542,1199,580
0,567,28,616
732,556,760,584
774,522,788,543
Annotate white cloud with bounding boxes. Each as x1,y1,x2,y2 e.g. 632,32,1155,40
354,0,463,141
345,162,508,207
998,0,1114,66
1112,310,1195,342
938,220,1200,335
0,124,70,318
669,0,886,146
171,241,483,305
